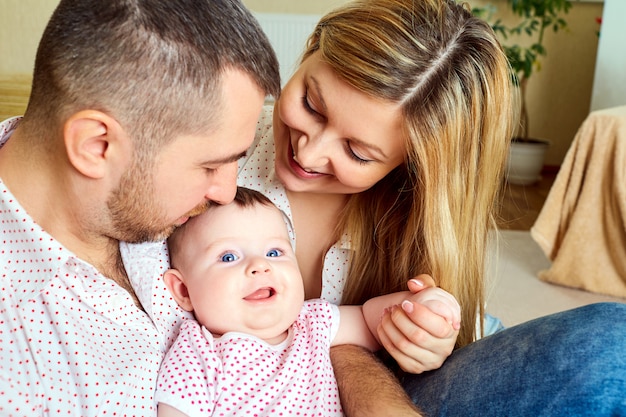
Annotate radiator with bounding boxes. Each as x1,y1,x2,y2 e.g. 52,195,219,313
253,12,321,87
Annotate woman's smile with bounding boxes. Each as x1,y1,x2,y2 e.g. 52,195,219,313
288,141,326,179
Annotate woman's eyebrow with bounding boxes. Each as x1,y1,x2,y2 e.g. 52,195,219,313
349,137,388,159
309,75,327,112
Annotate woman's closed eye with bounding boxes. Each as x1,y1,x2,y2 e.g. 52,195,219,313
345,142,372,164
301,93,319,117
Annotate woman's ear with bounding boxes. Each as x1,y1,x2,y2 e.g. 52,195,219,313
63,110,130,179
163,268,194,312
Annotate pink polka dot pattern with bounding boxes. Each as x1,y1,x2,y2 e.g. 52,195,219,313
1,119,188,416
237,107,350,304
156,300,343,416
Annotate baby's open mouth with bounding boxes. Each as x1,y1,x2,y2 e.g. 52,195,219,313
244,287,276,301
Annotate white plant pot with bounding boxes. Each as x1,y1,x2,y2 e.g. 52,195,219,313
506,140,549,185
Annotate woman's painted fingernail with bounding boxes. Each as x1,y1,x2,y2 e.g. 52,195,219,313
401,300,414,313
410,279,424,287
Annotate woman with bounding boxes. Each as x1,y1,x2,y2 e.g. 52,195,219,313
239,0,626,415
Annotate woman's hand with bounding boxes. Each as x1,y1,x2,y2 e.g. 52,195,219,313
376,274,460,374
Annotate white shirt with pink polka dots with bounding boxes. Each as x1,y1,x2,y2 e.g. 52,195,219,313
238,106,351,305
0,117,190,416
155,299,342,416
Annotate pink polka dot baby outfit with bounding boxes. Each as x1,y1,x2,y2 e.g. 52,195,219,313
155,299,343,416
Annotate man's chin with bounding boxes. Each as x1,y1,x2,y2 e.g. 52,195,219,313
120,225,176,244
154,225,178,241
186,203,210,219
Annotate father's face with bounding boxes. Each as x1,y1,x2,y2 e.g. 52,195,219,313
107,69,266,243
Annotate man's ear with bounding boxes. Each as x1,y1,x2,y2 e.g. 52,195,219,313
63,110,130,179
163,268,194,312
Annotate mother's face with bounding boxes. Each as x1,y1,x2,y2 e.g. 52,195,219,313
273,52,406,196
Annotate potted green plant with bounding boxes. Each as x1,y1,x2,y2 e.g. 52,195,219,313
474,0,572,185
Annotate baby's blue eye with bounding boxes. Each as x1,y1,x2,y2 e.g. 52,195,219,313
266,249,282,257
220,253,238,262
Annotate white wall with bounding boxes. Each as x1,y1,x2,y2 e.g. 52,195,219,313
590,0,626,111
0,0,57,74
252,12,320,87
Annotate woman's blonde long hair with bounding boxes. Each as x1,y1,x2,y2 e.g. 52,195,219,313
302,0,516,347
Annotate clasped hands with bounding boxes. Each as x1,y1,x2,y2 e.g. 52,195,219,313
376,274,461,374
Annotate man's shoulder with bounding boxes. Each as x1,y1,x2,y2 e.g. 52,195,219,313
0,117,22,147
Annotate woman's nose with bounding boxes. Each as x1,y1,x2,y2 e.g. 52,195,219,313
295,131,331,169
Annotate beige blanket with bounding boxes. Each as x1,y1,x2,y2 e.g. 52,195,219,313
530,106,626,298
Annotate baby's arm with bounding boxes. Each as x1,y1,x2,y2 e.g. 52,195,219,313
333,286,461,351
332,305,382,351
158,403,189,417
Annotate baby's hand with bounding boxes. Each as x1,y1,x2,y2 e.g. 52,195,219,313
373,276,460,373
403,279,461,330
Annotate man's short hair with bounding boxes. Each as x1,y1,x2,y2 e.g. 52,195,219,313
23,0,280,148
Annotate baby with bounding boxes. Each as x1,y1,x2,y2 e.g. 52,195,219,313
156,187,460,416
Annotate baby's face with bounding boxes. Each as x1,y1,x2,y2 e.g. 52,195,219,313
178,202,304,344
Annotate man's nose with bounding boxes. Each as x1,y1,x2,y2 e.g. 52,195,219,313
204,161,238,205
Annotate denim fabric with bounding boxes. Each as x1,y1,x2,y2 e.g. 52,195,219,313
402,303,626,417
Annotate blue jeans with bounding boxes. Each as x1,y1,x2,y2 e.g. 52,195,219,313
402,303,626,416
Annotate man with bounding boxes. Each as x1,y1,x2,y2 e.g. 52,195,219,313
0,0,279,414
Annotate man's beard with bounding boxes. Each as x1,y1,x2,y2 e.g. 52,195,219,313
106,162,206,243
